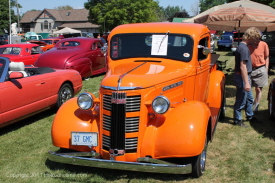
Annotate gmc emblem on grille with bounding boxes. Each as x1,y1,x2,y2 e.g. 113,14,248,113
111,92,127,104
111,98,126,104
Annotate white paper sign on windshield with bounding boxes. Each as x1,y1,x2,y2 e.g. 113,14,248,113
151,35,168,55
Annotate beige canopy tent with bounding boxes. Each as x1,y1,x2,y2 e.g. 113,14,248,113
53,27,81,34
183,0,275,32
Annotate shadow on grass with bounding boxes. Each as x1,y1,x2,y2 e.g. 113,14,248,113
249,109,275,141
45,159,191,182
0,109,55,136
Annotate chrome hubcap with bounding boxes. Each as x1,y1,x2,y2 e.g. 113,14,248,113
200,149,206,172
60,87,72,104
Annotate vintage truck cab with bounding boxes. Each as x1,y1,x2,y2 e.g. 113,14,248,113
48,22,225,178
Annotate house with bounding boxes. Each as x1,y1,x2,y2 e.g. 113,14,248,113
20,9,100,34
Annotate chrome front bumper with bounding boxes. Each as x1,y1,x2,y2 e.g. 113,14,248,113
48,151,192,174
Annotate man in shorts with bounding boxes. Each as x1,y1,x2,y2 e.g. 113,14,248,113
247,27,269,113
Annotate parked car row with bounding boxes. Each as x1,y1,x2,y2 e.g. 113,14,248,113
0,36,108,128
0,57,83,128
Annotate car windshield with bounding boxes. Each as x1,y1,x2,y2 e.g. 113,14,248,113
58,41,80,47
41,40,53,44
0,47,21,55
221,36,231,40
110,33,193,62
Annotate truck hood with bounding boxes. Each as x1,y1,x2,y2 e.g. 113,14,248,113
101,61,192,90
34,47,80,68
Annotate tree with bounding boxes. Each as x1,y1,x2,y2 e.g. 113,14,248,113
0,0,21,34
54,5,73,10
162,5,190,21
85,0,161,32
199,0,227,13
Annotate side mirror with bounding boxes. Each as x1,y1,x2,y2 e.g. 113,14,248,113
9,72,24,79
202,47,211,55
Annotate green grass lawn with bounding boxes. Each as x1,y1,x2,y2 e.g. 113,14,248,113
0,52,275,183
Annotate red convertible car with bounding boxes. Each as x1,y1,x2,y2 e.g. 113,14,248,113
0,43,43,65
0,57,82,128
34,37,107,79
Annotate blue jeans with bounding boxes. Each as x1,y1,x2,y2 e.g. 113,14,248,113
233,73,254,122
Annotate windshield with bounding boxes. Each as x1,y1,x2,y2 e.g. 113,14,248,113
221,36,232,40
58,41,80,47
110,33,193,62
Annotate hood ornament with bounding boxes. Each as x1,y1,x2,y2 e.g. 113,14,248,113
116,61,147,91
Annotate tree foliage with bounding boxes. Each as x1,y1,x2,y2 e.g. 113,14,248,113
0,0,21,34
54,5,73,10
162,5,190,21
199,0,227,13
85,0,161,32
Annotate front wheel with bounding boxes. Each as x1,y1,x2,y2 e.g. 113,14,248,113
268,86,275,120
56,83,73,109
192,137,208,178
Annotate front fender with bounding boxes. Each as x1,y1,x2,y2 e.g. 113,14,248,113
51,97,99,152
141,101,211,159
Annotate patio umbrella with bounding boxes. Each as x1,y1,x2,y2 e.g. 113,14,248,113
193,6,275,32
184,0,275,24
53,27,81,34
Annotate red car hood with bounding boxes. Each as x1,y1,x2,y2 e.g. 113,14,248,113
34,47,81,68
28,40,47,46
101,61,192,89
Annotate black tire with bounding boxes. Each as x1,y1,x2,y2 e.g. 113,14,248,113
268,86,275,120
56,83,73,109
192,137,208,178
219,91,226,120
218,46,221,51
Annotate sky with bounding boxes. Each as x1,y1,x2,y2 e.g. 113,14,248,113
16,0,199,16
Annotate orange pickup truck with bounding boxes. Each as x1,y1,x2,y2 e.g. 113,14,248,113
48,22,226,178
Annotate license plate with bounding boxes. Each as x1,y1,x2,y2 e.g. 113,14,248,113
71,132,98,146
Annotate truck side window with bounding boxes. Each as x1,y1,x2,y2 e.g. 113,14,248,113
198,38,207,61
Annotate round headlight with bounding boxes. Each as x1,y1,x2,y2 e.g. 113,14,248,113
152,96,170,114
77,93,94,110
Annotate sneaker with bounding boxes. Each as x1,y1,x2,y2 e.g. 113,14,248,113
234,121,249,128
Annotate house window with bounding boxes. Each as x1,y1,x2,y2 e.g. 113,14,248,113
41,23,43,31
44,20,48,30
49,23,52,30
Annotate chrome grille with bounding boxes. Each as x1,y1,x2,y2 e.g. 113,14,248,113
102,93,141,153
103,135,138,152
103,94,141,112
103,114,139,132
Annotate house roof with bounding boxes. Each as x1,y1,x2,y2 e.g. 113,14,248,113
59,22,100,28
20,10,41,23
20,9,90,23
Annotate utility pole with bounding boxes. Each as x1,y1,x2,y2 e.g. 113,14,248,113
16,0,20,34
9,0,11,44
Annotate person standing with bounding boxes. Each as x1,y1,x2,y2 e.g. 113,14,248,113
247,28,269,113
233,27,257,127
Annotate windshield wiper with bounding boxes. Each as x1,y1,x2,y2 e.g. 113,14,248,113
158,31,169,53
